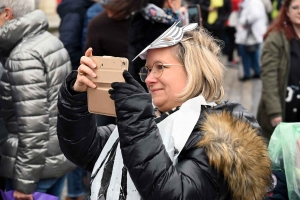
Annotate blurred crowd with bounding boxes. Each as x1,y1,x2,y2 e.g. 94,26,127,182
0,0,299,199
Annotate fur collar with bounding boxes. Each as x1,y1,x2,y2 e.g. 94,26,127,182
198,111,271,200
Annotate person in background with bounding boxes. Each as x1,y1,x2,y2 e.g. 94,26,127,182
84,0,145,56
261,0,273,23
57,22,271,200
223,0,242,67
0,0,74,200
57,0,94,70
81,1,103,49
235,0,268,81
199,0,232,41
257,0,300,140
84,0,149,126
128,0,183,90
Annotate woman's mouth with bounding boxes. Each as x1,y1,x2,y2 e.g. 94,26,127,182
151,88,162,94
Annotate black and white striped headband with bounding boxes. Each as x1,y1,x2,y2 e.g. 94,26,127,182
132,21,198,61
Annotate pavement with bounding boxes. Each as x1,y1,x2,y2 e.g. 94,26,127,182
221,58,262,117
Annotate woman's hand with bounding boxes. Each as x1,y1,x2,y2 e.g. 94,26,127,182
14,190,33,200
73,48,97,92
270,116,282,127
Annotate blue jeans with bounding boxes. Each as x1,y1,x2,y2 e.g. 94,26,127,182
238,44,261,77
66,167,85,197
6,175,66,200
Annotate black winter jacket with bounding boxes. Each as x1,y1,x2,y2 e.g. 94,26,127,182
57,72,271,200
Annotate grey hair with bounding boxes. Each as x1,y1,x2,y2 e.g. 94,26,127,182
1,0,35,19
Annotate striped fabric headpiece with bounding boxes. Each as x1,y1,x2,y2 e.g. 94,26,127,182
132,21,198,61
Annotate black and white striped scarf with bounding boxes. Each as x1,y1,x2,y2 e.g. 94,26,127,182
89,107,180,200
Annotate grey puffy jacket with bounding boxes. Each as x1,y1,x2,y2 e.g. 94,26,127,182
0,10,74,193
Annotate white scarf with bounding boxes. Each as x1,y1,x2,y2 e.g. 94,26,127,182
90,95,215,200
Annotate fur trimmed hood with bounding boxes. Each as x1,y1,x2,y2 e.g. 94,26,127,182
197,111,272,200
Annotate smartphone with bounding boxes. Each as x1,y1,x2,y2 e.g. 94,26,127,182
87,56,129,117
187,4,201,26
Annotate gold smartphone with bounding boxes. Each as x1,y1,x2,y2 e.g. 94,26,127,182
87,56,129,117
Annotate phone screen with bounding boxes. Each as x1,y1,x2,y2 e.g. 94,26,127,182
188,6,200,24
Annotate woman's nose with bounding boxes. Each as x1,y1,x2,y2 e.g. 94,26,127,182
145,72,157,85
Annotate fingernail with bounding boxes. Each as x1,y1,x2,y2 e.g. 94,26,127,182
93,84,97,88
92,73,96,77
90,48,93,51
92,64,96,68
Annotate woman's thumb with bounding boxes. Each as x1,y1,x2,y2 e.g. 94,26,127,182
85,47,93,57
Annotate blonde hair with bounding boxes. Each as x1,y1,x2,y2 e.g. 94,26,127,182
172,27,225,103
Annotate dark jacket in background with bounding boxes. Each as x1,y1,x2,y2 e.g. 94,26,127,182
81,2,103,48
0,113,8,152
57,0,94,70
128,12,171,90
57,72,271,200
0,111,7,149
0,62,8,150
84,10,129,126
84,11,129,57
267,170,288,200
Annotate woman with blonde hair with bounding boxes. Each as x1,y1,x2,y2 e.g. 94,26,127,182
57,22,271,199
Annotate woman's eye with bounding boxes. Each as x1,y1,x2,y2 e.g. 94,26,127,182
157,65,164,70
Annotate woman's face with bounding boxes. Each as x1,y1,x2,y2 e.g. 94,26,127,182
287,0,300,26
145,47,187,112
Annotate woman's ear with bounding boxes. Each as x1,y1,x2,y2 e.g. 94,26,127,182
4,8,14,21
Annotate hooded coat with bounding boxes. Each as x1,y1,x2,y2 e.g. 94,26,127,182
57,72,272,200
0,10,74,193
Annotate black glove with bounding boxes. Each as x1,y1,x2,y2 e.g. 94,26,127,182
108,70,146,101
109,71,155,147
109,70,152,119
